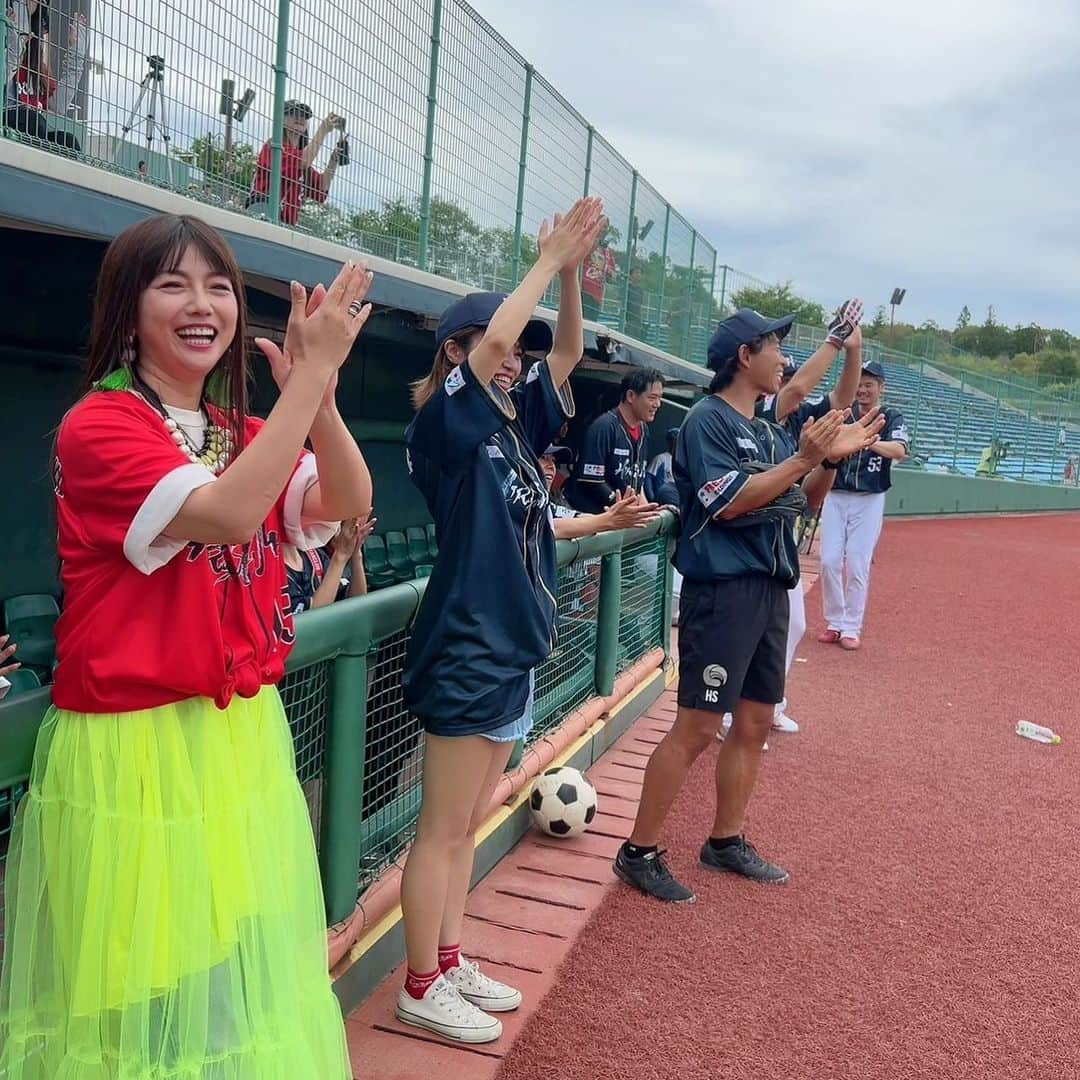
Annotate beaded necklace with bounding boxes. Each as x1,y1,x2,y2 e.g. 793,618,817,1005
132,373,233,474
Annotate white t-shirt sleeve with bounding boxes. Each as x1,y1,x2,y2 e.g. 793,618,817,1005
284,452,339,549
123,463,218,575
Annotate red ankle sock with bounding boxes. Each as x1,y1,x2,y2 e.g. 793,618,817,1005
437,944,461,973
404,966,441,1000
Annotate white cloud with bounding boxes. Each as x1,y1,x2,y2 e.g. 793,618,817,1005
467,0,1080,330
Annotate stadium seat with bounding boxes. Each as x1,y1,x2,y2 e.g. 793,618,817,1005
3,667,42,697
3,594,59,671
425,522,438,559
414,564,433,578
405,526,428,566
385,531,413,582
362,536,396,590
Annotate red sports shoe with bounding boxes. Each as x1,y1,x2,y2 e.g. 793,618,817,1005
839,635,861,651
817,629,841,644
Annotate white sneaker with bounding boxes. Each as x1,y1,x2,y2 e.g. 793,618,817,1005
444,958,523,1012
715,715,768,751
395,975,502,1043
771,712,799,734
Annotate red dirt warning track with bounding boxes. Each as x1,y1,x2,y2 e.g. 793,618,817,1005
495,514,1080,1080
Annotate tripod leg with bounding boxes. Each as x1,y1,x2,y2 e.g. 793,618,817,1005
145,80,158,159
155,80,174,188
119,75,152,140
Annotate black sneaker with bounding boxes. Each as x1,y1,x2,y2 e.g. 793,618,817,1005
699,836,790,885
613,843,696,903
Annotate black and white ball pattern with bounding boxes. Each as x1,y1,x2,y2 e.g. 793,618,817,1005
528,766,598,837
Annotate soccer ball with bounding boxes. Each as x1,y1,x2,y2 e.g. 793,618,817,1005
528,766,598,837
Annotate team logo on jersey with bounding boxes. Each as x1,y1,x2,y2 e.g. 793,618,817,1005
445,366,466,396
487,444,505,459
582,463,605,477
613,447,630,456
698,471,738,508
703,664,728,688
890,423,910,442
736,437,758,451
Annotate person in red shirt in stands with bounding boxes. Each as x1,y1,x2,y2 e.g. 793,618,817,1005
248,99,346,226
4,31,80,151
0,213,373,1077
581,229,618,321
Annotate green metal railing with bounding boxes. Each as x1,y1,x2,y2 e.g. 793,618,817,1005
0,515,676,937
2,1,717,364
784,325,1080,487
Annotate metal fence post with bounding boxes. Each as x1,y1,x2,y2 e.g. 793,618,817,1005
268,0,291,225
951,372,964,473
418,0,443,272
620,170,638,332
718,264,729,314
656,204,670,331
911,358,925,451
1020,387,1034,481
319,652,370,925
683,230,697,360
511,64,533,288
594,549,623,697
582,125,594,196
707,250,717,323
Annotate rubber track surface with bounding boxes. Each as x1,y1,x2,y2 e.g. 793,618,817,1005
495,514,1080,1080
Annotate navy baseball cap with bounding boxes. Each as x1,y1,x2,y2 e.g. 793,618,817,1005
541,444,574,466
862,360,886,380
666,426,680,441
706,309,796,372
435,292,553,353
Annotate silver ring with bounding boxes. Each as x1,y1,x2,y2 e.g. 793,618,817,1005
348,300,363,318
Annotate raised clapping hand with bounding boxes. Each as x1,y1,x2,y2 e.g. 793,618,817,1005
333,514,376,560
538,197,607,273
797,409,846,468
826,298,864,348
255,261,374,408
603,489,662,531
825,407,885,460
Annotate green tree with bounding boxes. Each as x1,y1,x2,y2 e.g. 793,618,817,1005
729,281,825,328
956,305,971,330
866,305,888,338
177,134,257,192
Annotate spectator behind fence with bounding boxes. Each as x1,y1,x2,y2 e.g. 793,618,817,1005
581,228,618,321
4,32,80,152
563,367,663,514
247,99,346,226
285,514,374,615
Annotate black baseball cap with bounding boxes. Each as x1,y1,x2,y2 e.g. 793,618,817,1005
435,292,553,353
862,360,886,380
283,99,313,119
707,309,796,372
541,444,574,466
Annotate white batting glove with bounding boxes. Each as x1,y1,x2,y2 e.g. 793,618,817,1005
826,298,864,348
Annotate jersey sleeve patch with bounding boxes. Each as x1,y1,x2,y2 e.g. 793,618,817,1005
698,471,740,508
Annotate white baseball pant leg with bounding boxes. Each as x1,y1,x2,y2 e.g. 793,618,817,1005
821,490,886,636
776,577,806,717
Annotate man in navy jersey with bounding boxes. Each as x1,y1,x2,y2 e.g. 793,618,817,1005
564,368,663,513
818,360,909,651
613,308,881,902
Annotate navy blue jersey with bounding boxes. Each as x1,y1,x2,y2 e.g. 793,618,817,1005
403,359,574,734
673,395,801,588
564,409,649,513
833,404,909,494
757,393,832,452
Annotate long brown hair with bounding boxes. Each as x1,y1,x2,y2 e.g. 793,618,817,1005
411,330,480,411
84,214,250,455
20,34,52,102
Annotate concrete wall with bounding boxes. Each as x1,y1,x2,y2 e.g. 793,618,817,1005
886,470,1080,517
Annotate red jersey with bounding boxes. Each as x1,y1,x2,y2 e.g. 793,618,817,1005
52,392,325,714
582,247,617,303
251,141,327,226
14,65,56,111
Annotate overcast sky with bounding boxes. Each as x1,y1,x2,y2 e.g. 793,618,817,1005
467,0,1080,333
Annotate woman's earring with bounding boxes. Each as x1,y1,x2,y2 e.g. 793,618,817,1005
121,336,136,368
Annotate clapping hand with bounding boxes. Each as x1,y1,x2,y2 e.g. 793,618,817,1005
602,489,661,531
0,634,19,680
825,407,885,460
333,514,376,560
538,197,607,274
797,409,846,467
826,298,864,348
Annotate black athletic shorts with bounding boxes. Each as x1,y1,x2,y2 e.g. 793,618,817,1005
677,575,789,713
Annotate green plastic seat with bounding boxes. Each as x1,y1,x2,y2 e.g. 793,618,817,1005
405,527,428,566
362,536,396,590
425,523,438,559
3,594,59,670
384,531,413,583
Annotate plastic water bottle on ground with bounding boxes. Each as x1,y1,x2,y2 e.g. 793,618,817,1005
1015,721,1061,745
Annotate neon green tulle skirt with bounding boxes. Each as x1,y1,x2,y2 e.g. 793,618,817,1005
0,686,350,1078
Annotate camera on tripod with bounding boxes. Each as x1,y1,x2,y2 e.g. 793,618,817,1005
147,55,165,79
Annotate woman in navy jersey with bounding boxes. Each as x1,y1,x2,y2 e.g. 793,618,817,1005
396,197,605,1044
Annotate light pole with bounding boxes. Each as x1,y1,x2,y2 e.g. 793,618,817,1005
889,287,907,341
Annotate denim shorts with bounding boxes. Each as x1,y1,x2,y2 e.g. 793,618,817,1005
479,669,536,743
